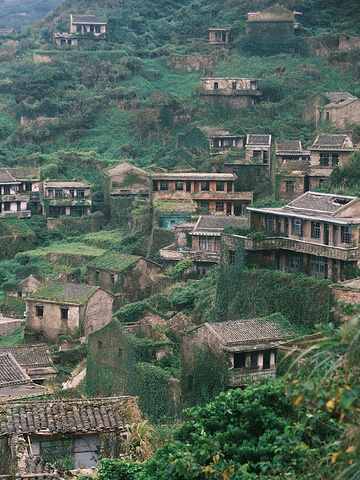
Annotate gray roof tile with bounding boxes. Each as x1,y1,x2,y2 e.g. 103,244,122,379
0,353,31,387
0,344,52,368
246,134,271,146
193,215,248,232
285,191,356,215
312,134,348,148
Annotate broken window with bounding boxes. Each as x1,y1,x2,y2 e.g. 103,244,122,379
55,189,63,198
341,226,352,244
216,201,224,212
60,308,68,320
200,201,209,211
311,221,321,239
76,189,85,198
234,352,246,368
199,236,212,251
201,181,209,191
214,82,219,90
36,306,44,317
292,218,302,236
319,153,330,167
229,250,236,264
176,181,183,191
332,153,339,167
285,181,294,193
216,182,224,191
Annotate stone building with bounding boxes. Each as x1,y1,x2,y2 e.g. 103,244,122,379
6,274,41,299
0,397,138,477
26,282,114,340
245,134,272,166
0,168,31,218
303,91,356,124
87,252,162,304
317,95,360,128
55,14,107,46
237,191,360,281
0,344,56,384
246,4,301,40
200,77,261,107
308,133,357,190
160,215,248,276
208,28,229,45
6,167,41,211
182,318,291,390
41,181,92,218
151,172,253,228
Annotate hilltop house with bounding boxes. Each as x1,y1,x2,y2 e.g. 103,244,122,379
41,181,91,218
0,344,56,384
208,28,229,45
87,252,162,304
308,133,357,189
26,282,114,340
200,77,261,107
181,318,291,395
160,215,248,276
0,168,31,218
0,397,138,477
55,14,107,46
228,191,360,281
246,4,301,40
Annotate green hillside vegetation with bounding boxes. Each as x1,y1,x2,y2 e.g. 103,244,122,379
0,0,65,31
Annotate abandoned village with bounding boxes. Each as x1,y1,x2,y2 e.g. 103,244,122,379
0,1,359,478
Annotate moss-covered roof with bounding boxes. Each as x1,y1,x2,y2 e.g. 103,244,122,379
154,198,197,212
87,252,141,272
29,282,99,304
0,215,35,237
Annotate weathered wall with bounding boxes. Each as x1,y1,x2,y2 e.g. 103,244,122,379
166,54,213,72
339,34,360,51
82,289,114,336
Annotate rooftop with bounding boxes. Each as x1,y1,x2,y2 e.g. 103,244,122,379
311,134,354,149
151,172,236,181
0,397,133,436
5,167,40,180
246,134,271,146
29,282,99,304
44,181,90,188
205,318,290,346
285,192,357,214
324,92,355,103
0,168,19,184
0,353,30,387
191,215,248,234
0,344,53,369
87,252,141,272
107,162,147,176
71,14,106,25
276,140,302,152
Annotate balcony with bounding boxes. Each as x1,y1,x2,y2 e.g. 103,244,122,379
240,235,358,261
229,367,276,387
160,245,220,263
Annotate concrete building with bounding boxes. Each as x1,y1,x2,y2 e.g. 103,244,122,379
208,28,229,45
238,191,360,281
182,318,291,389
200,77,261,107
0,168,31,218
26,282,114,340
41,181,92,218
55,14,107,46
303,91,357,125
245,134,272,166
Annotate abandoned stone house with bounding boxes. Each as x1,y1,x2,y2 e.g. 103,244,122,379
303,91,357,124
317,95,360,128
0,352,49,401
40,181,92,218
208,28,229,45
6,274,41,300
182,318,291,392
0,168,31,218
25,282,114,340
200,77,261,107
236,191,360,281
0,28,15,36
245,134,272,167
246,4,301,40
55,14,107,46
151,172,253,228
160,215,248,276
86,252,162,304
6,167,41,210
0,397,137,477
0,344,56,384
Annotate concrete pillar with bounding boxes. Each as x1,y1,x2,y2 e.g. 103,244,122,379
231,203,234,215
270,351,276,368
245,353,251,368
191,181,195,193
257,351,263,371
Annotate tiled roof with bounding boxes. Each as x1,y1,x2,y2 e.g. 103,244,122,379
151,173,235,180
6,167,40,180
44,181,90,188
324,97,358,109
285,191,356,215
0,168,18,184
107,162,147,176
0,353,31,387
71,14,106,24
325,92,355,102
87,252,141,272
199,126,231,137
312,134,348,148
277,140,302,152
246,134,271,146
29,282,99,304
0,344,52,368
0,397,132,436
207,318,289,345
192,215,248,233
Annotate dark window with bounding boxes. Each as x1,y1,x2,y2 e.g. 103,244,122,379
3,186,10,194
110,273,116,284
250,353,258,369
227,181,233,192
234,352,246,368
265,214,274,231
25,183,32,192
47,189,53,198
232,82,237,90
309,255,328,279
67,39,72,45
200,201,209,210
118,348,123,357
77,189,85,198
90,25,94,33
292,218,302,236
319,178,327,187
341,226,352,244
214,237,221,253
69,189,75,198
263,351,271,370
311,221,321,239
285,253,301,271
214,82,219,90
76,25,81,33
40,438,74,464
201,181,209,191
186,181,191,192
199,236,212,251
55,189,63,198
60,308,68,320
160,181,168,191
216,201,224,212
229,250,236,264
285,181,294,193
326,111,330,120
152,180,159,191
98,340,103,349
17,202,21,211
36,306,44,317
176,181,183,191
263,151,269,164
332,153,339,167
216,182,224,191
319,153,330,167
4,202,10,211
95,25,101,33
253,150,261,159
18,291,22,298
73,206,88,217
95,270,100,282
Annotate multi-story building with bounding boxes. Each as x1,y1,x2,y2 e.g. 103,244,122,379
232,191,360,281
151,172,253,228
0,169,31,218
245,134,272,167
55,14,107,46
200,77,261,107
41,181,91,218
246,5,301,40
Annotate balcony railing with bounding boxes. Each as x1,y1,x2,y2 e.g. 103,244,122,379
229,367,276,386
160,246,220,263
240,235,358,261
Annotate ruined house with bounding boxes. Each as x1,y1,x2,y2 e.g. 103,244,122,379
25,282,114,340
0,168,31,218
0,344,56,384
200,77,261,107
208,28,229,45
303,91,357,124
6,274,42,300
151,172,253,228
86,252,162,304
160,215,248,276
181,318,291,392
55,14,107,46
236,191,360,281
0,397,138,477
339,34,360,51
246,4,301,40
6,167,41,213
40,181,91,218
245,134,272,167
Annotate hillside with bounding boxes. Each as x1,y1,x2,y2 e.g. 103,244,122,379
0,0,65,31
